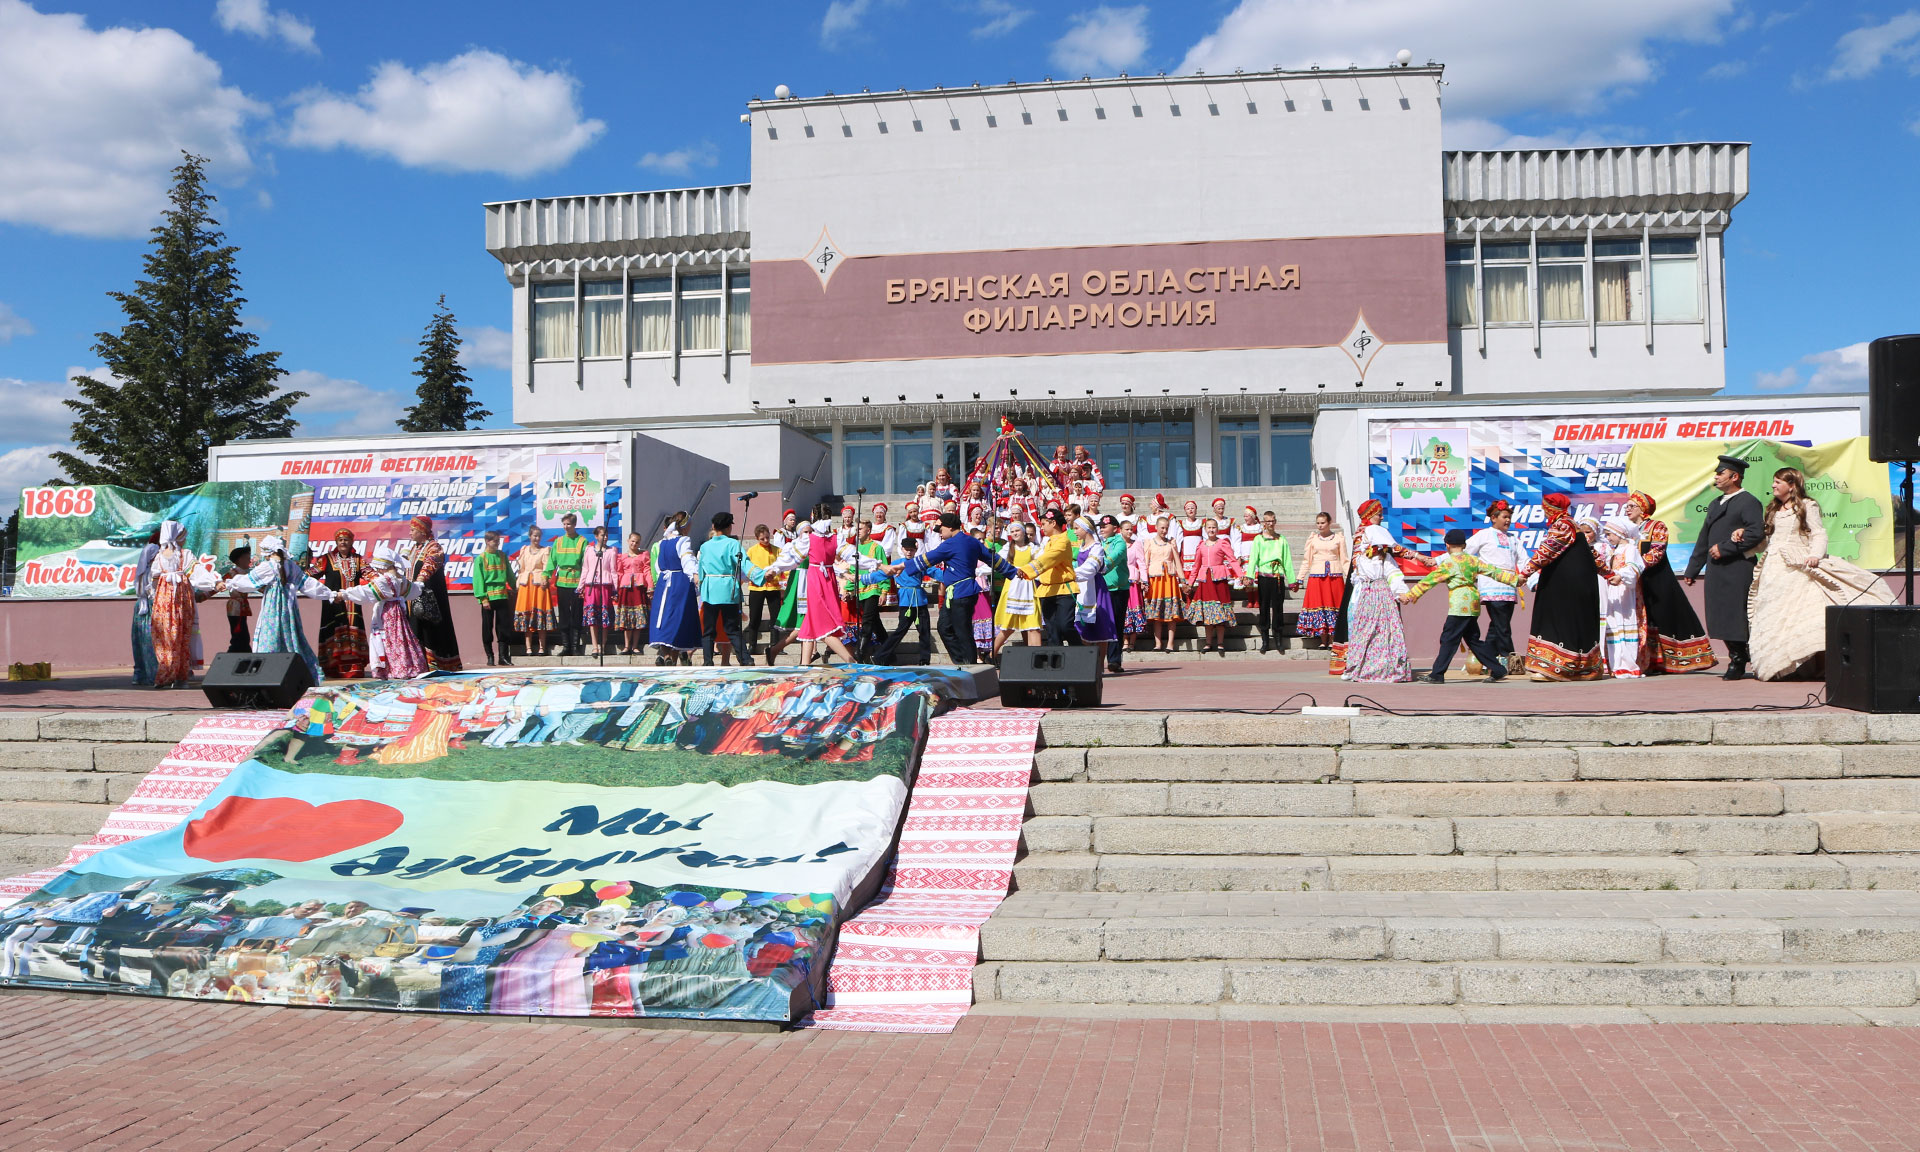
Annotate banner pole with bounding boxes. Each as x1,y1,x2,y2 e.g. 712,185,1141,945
1905,461,1914,606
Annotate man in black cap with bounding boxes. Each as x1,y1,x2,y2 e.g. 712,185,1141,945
1683,454,1765,680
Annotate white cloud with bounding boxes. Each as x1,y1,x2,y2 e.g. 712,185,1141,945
0,302,32,344
1827,10,1920,80
286,50,604,176
213,0,316,53
0,372,81,445
1704,59,1749,80
1752,342,1871,393
0,0,262,239
822,0,876,45
282,370,409,436
458,325,514,372
973,0,1032,38
1179,0,1732,147
0,446,68,515
1052,6,1150,75
638,141,718,175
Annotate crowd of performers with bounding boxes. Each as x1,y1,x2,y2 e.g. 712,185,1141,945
1323,454,1895,684
0,876,827,1017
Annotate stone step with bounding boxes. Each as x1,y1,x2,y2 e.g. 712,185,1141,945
0,711,201,744
1029,780,1826,818
0,833,85,876
0,802,119,837
1011,853,1920,892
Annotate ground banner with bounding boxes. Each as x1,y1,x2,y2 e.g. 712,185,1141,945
1624,437,1895,570
0,667,973,1022
1366,407,1863,565
212,439,627,590
10,480,312,599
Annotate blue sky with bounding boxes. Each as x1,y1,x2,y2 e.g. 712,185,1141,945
2,0,1918,513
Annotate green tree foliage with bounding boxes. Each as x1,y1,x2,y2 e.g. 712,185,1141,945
399,295,490,432
53,154,301,491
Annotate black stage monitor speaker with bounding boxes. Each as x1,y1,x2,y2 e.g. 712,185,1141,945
999,645,1103,708
1827,605,1920,713
1868,334,1920,463
202,651,314,711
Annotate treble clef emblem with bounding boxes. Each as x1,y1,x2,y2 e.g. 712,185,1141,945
816,249,836,273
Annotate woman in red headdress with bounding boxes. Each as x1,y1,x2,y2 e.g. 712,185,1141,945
1624,491,1715,673
1329,499,1389,675
1517,492,1605,680
403,516,463,672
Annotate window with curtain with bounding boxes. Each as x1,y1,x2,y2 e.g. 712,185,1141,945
1594,239,1644,323
1650,237,1700,322
1446,264,1477,327
631,278,671,354
728,273,750,350
679,274,723,351
1480,243,1529,324
581,281,623,358
1537,240,1585,323
532,282,574,360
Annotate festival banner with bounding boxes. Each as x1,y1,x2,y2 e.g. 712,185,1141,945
211,439,626,591
9,480,312,599
1624,437,1895,570
0,667,973,1021
1365,407,1864,567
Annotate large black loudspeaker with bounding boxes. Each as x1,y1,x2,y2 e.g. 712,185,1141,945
202,651,314,710
1868,335,1920,463
999,645,1103,707
1827,606,1920,713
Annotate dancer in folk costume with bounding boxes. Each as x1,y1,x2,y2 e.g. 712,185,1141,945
1745,467,1896,681
1141,516,1184,651
1463,500,1525,672
614,532,652,655
402,516,462,672
148,521,215,688
1342,525,1413,683
1120,520,1148,642
309,528,371,678
1399,527,1518,684
1518,493,1606,681
1185,519,1243,653
1623,491,1715,674
649,513,703,663
1328,499,1384,675
513,527,555,658
1248,511,1296,655
1087,515,1130,674
221,535,332,684
755,527,812,665
783,519,855,665
1175,499,1206,582
130,528,160,686
579,524,618,657
1298,512,1347,647
1072,518,1120,670
336,557,428,678
992,520,1042,656
1682,455,1766,680
1597,516,1647,679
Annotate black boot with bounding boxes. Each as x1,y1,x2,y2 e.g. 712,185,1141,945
1722,642,1748,680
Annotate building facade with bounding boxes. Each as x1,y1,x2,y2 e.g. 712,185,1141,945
485,66,1748,499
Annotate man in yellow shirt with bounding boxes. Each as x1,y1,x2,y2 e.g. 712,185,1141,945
1032,509,1082,646
742,523,786,658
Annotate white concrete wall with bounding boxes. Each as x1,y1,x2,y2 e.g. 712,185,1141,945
515,353,753,424
1452,323,1725,398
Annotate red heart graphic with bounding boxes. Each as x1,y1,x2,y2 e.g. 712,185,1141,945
182,796,404,863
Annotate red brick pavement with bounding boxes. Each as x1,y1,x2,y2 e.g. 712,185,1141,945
3,994,1918,1151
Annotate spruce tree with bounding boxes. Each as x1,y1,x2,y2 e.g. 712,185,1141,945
54,153,300,491
400,295,490,432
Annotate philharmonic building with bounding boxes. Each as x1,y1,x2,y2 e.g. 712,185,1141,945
483,65,1749,503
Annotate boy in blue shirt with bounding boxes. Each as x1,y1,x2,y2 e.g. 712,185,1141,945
697,512,748,666
861,535,935,664
890,513,1029,664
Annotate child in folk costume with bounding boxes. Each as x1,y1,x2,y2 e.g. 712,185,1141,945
1597,516,1647,678
760,519,855,666
220,535,332,684
970,526,998,651
1342,526,1414,683
1184,519,1243,653
1142,516,1184,651
992,520,1042,656
1298,512,1347,646
1120,520,1148,642
1399,528,1519,684
336,557,428,678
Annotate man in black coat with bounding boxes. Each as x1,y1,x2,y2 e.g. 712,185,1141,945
1683,454,1765,680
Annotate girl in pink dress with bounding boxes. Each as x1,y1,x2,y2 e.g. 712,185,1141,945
771,520,855,665
1185,520,1244,653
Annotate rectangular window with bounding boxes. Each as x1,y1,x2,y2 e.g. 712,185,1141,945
531,282,574,360
1269,427,1312,486
1133,441,1161,489
1595,259,1644,323
891,441,933,493
679,274,723,351
581,281,623,358
1651,257,1700,322
632,277,671,354
1217,418,1260,488
1165,440,1192,489
843,427,883,494
1446,264,1477,327
1099,442,1126,490
727,273,750,350
1483,266,1529,324
942,424,980,484
1538,265,1584,323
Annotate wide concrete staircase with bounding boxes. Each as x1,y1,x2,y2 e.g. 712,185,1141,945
979,710,1920,1021
0,711,195,878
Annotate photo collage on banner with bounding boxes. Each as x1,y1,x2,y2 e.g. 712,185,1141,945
0,667,975,1022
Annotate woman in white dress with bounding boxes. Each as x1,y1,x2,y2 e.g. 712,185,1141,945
1744,467,1896,681
1597,516,1646,678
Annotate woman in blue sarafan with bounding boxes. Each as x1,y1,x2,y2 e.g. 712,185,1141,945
648,512,703,665
219,534,334,684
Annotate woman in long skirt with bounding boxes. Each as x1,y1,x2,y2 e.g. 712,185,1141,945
1518,492,1606,681
221,535,332,684
614,533,651,654
1120,521,1148,642
336,557,428,678
1184,520,1242,653
148,521,210,688
310,528,370,678
1141,517,1183,651
1623,492,1715,674
649,513,703,663
403,516,461,673
992,523,1041,656
1746,468,1896,681
514,529,555,658
130,530,160,686
1072,525,1119,668
780,520,852,665
1342,526,1413,682
1298,513,1347,646
1598,517,1646,678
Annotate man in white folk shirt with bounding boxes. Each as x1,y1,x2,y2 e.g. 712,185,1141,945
1463,498,1523,674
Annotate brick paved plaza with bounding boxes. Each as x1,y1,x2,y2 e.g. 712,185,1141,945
4,992,1919,1151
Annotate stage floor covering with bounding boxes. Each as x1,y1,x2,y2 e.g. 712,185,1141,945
1,992,1916,1152
4,660,1842,716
